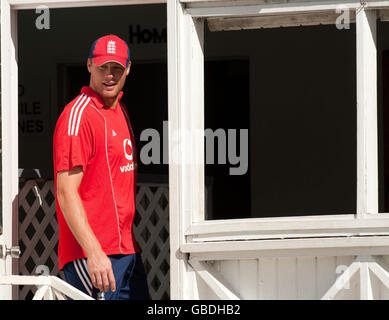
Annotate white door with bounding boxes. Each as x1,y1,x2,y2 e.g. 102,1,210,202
0,0,20,300
0,236,11,300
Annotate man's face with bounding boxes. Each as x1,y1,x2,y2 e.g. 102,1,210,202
87,59,131,102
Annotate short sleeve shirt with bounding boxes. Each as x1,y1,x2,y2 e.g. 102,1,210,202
53,86,139,270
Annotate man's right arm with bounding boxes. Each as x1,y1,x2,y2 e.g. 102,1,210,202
56,166,116,293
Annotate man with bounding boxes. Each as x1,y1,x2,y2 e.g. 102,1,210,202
53,34,149,300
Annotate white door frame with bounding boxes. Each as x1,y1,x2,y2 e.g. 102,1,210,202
167,0,205,298
1,0,19,300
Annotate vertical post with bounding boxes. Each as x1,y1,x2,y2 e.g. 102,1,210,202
0,0,19,299
167,0,204,299
182,18,204,224
356,8,378,216
360,262,373,300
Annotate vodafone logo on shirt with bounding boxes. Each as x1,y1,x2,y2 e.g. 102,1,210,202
120,138,135,173
123,139,133,161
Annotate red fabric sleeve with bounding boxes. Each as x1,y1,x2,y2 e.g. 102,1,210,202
53,111,93,174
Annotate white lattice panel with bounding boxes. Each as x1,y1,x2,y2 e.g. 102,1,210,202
134,184,170,300
19,179,60,300
18,179,170,300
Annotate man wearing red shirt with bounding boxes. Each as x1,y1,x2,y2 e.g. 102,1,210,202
53,35,149,300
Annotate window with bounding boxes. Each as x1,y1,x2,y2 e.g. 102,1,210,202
204,22,357,219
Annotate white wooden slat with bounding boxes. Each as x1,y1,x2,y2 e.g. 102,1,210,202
219,260,240,297
277,257,297,299
369,268,381,300
296,257,316,300
317,257,337,299
336,256,355,269
258,258,277,300
378,256,389,299
239,259,258,299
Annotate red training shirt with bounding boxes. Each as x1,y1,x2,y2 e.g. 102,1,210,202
53,86,139,270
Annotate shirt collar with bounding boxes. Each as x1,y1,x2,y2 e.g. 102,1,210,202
81,86,123,109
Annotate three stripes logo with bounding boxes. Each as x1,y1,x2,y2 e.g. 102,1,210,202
107,40,116,54
68,93,90,136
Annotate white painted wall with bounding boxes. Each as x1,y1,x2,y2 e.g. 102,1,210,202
194,255,389,300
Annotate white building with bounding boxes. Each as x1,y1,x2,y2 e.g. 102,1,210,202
1,0,389,300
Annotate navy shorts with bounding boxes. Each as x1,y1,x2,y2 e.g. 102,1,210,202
63,253,150,300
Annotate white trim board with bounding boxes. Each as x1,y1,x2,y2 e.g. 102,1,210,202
206,11,357,31
185,1,389,18
183,235,389,260
9,0,165,9
186,214,389,241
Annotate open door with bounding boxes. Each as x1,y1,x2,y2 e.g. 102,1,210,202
0,1,20,300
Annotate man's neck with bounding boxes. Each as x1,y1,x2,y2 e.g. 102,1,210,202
102,96,119,109
89,84,119,109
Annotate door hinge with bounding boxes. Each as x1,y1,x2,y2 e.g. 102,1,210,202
0,244,21,259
